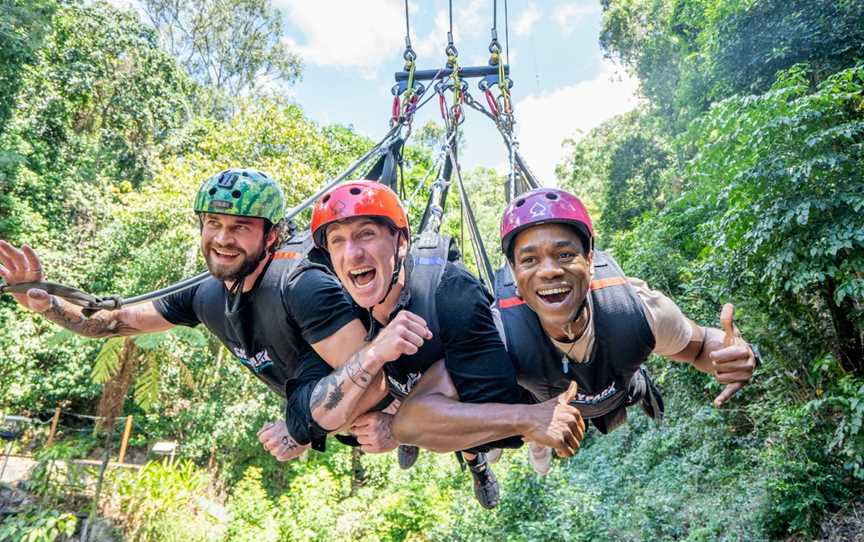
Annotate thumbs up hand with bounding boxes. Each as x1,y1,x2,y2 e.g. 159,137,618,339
523,381,585,457
709,303,756,407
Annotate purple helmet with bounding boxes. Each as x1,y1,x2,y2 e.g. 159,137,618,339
500,188,594,261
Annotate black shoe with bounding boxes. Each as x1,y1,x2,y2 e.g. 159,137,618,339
467,453,499,509
398,445,419,469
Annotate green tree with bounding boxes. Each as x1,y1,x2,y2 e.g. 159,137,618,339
141,0,302,114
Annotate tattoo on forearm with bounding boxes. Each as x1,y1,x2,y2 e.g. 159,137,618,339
324,382,344,411
382,416,393,442
42,296,138,338
309,379,329,411
309,353,374,414
346,354,373,389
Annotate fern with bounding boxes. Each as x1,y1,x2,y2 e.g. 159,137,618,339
91,337,124,384
134,355,160,411
177,358,197,391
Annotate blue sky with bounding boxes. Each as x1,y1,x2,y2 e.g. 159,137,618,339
275,0,639,182
116,0,639,182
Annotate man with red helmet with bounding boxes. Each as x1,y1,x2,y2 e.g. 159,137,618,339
284,181,586,508
393,187,759,475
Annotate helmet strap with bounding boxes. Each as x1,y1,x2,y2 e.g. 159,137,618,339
375,230,405,309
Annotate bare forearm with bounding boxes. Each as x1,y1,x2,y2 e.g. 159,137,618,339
393,393,527,453
309,347,384,431
668,322,724,375
40,296,142,338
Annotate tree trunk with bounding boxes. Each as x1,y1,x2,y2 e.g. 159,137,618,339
823,278,864,376
350,447,366,496
96,337,138,433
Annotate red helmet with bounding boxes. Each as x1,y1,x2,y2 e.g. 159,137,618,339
500,188,593,261
311,180,409,248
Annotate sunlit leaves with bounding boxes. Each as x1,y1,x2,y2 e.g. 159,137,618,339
91,336,124,384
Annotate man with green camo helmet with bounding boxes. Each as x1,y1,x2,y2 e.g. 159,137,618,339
194,168,286,226
192,168,287,282
0,168,384,465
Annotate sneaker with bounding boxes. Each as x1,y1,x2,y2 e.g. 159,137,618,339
485,448,502,464
467,453,500,509
528,442,552,476
397,445,419,469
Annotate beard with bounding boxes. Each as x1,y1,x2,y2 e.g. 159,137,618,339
204,240,267,281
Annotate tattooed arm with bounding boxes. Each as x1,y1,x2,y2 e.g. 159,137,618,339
0,241,173,338
309,310,432,432
39,296,174,338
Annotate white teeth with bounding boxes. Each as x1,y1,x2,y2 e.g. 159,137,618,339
350,267,374,276
214,249,239,257
538,287,571,296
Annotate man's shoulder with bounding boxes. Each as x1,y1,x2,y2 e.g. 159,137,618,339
439,261,483,289
180,275,223,303
284,261,340,293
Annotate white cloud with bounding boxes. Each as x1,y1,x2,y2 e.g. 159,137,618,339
277,0,405,71
553,3,599,35
514,3,542,36
413,0,486,61
512,62,640,184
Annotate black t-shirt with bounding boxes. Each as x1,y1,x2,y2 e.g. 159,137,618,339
154,259,359,398
383,262,521,404
285,261,525,446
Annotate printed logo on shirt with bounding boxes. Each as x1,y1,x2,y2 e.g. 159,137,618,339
231,346,273,374
572,382,618,405
387,372,422,398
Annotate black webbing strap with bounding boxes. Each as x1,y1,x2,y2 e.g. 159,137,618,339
364,137,405,192
0,281,122,316
449,146,495,290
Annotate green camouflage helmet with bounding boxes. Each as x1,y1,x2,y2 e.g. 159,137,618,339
194,168,286,224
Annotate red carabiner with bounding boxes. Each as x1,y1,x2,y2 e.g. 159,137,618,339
391,96,401,123
438,92,449,120
484,88,499,117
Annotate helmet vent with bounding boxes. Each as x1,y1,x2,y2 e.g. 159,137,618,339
231,190,242,198
349,187,362,195
545,192,559,200
208,188,217,195
515,199,526,207
322,194,331,204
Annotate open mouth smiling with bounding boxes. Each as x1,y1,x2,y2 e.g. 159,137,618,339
212,247,241,261
536,285,572,304
348,266,377,288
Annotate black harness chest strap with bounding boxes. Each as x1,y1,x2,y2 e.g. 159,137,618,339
223,232,319,397
496,251,661,434
381,232,455,398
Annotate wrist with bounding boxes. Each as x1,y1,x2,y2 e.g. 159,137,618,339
36,294,58,315
360,345,387,372
506,404,535,436
748,342,763,368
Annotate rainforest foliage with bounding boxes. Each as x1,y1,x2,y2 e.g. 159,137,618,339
0,0,862,540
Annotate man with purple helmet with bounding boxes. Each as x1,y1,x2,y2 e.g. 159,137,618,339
394,187,759,475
